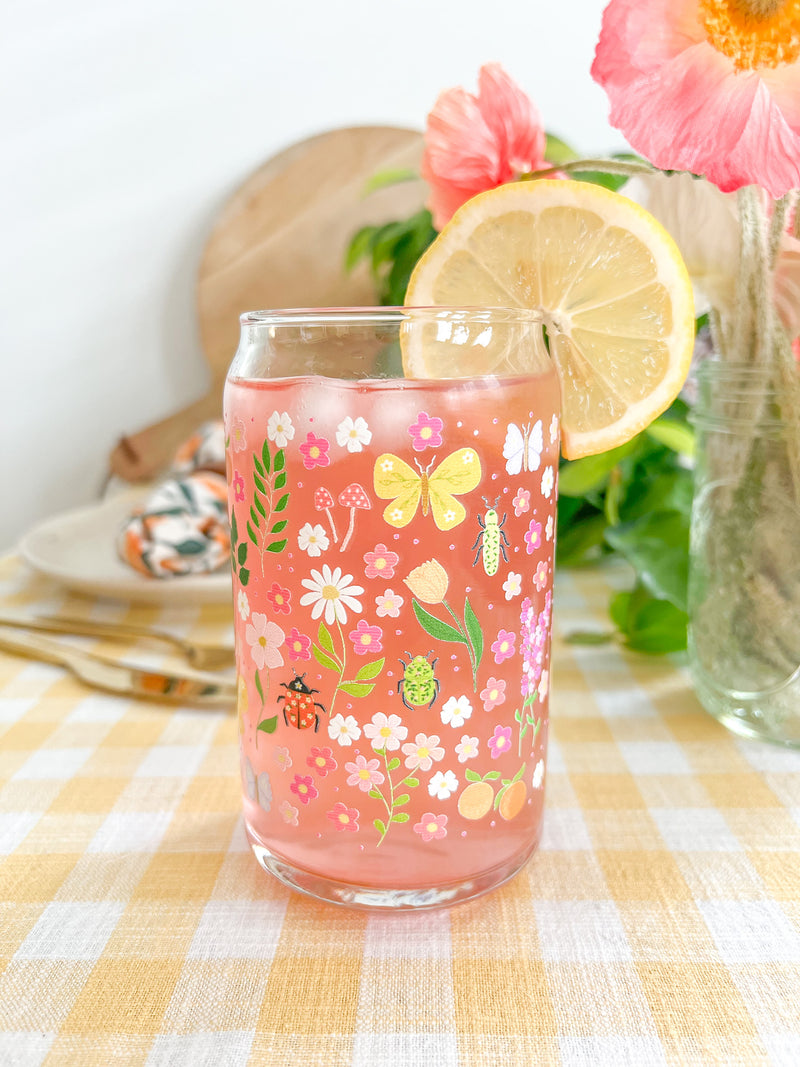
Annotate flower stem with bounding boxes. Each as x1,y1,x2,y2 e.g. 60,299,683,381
443,599,476,683
329,618,348,717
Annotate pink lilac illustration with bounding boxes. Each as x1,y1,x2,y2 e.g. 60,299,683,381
519,594,551,701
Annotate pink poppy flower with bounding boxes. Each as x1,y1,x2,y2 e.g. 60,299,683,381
534,560,550,592
245,614,285,670
307,746,337,778
480,677,507,712
408,411,444,452
363,542,400,580
491,629,516,664
524,519,543,555
266,581,291,615
345,754,385,792
413,813,448,842
421,63,552,230
348,619,383,656
290,774,318,805
591,0,800,198
489,725,513,759
512,488,530,516
299,432,331,470
286,627,312,662
232,471,245,503
327,802,360,833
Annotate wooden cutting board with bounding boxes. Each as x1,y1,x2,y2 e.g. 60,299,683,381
109,125,427,482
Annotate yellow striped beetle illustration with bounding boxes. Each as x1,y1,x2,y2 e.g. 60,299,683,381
471,497,509,576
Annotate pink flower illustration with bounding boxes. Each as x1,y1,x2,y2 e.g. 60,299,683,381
364,712,408,751
327,802,360,833
348,619,383,657
266,581,291,615
307,746,337,778
413,812,448,842
290,774,318,805
279,800,298,826
232,471,245,503
286,627,312,662
229,415,247,453
489,725,513,759
591,0,800,198
402,732,445,772
408,411,444,452
245,614,285,670
345,754,385,792
534,559,549,592
274,747,292,772
375,588,404,618
421,63,552,230
524,519,543,554
480,677,507,712
299,431,331,470
455,735,479,762
512,488,530,516
491,629,516,664
363,542,400,580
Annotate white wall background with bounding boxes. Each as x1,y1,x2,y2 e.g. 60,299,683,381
0,0,623,551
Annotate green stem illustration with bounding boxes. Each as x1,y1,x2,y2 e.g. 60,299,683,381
311,620,385,712
368,746,419,846
515,694,541,757
411,596,483,691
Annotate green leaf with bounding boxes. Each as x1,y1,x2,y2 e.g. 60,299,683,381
261,439,271,473
318,623,335,655
483,771,501,781
266,540,288,553
362,167,418,195
239,568,249,586
464,597,484,667
253,455,266,478
337,681,374,698
355,657,385,682
270,519,287,534
412,600,466,645
645,417,695,458
237,542,248,566
465,768,480,782
387,757,401,771
556,512,608,566
374,818,386,836
312,645,340,672
391,812,410,823
173,539,206,555
565,630,615,646
274,493,289,513
230,509,238,542
249,505,261,529
273,450,285,473
558,440,638,497
345,224,378,272
403,776,419,789
246,522,259,547
572,168,630,192
368,788,383,800
256,716,278,734
253,496,266,519
254,670,265,703
274,471,287,490
253,471,268,495
604,509,689,611
619,585,688,654
394,793,410,807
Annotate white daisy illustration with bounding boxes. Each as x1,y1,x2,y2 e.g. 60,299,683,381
300,565,364,625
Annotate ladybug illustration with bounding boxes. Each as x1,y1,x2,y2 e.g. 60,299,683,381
277,673,327,731
397,651,440,710
471,496,509,576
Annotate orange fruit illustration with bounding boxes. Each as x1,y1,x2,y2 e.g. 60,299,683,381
457,780,495,820
498,779,527,821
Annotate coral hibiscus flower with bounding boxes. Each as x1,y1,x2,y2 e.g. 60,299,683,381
592,0,800,197
421,63,551,230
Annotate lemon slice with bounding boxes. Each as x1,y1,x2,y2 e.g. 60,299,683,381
404,179,695,459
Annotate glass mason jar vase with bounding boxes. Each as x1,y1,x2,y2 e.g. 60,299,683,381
688,361,800,747
223,307,560,908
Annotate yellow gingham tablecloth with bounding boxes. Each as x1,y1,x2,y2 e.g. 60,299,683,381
1,552,799,1067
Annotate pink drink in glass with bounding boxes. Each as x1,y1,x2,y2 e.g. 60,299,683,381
225,368,558,905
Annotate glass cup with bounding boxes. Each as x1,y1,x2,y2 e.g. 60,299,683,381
223,307,560,909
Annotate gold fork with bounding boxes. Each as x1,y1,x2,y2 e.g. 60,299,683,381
0,613,234,671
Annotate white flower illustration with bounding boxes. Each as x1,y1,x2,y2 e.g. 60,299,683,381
300,565,364,625
455,735,479,763
503,572,522,601
237,588,250,620
267,411,295,448
363,712,408,751
297,522,330,557
532,759,545,789
441,695,473,728
375,588,404,618
336,415,372,453
245,613,285,670
549,414,559,445
328,713,362,746
428,769,459,800
402,732,445,771
541,465,555,499
545,515,554,542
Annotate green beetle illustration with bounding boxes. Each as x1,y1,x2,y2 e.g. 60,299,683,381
472,496,509,575
397,650,440,709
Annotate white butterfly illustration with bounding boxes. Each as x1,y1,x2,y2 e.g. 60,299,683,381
503,420,543,475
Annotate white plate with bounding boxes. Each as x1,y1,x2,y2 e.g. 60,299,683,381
19,490,232,604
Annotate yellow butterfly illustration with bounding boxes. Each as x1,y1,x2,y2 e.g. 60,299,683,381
373,448,482,531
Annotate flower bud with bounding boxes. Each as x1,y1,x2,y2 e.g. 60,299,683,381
403,559,449,604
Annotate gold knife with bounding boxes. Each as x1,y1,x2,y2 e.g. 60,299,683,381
0,629,236,708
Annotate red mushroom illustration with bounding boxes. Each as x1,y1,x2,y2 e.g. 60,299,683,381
338,483,371,551
314,487,338,544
